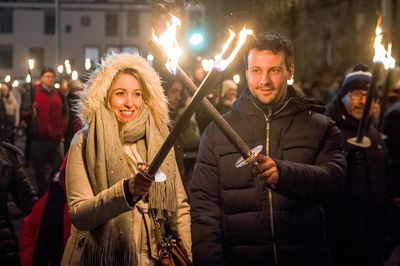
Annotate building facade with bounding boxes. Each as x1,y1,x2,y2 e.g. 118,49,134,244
0,0,204,81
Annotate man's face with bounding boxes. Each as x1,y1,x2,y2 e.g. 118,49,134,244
41,71,55,88
344,90,368,120
246,49,294,105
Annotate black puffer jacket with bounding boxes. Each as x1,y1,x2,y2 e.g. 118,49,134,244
0,142,37,265
325,98,390,266
190,87,347,266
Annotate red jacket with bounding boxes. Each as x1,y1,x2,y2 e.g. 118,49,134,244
33,84,67,142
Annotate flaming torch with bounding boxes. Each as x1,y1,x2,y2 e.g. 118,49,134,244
27,59,35,105
150,17,261,168
146,21,253,180
347,16,385,148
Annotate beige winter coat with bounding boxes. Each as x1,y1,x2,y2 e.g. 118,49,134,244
61,133,191,265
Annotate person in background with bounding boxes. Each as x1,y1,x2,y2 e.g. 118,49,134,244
216,79,238,114
325,65,391,266
165,79,200,193
190,32,346,265
61,53,191,265
28,67,68,196
0,133,38,265
1,82,20,143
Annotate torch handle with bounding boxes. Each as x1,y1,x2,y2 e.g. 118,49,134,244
377,68,393,133
356,63,381,142
147,69,221,177
176,66,252,159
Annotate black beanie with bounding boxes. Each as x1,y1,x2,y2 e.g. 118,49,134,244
337,70,372,98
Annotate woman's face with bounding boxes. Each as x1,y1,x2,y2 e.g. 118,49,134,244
109,73,143,123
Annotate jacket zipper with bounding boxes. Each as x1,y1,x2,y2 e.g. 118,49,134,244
265,108,278,266
251,96,292,266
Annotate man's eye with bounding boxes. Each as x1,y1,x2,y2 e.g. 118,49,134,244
270,68,281,73
252,69,262,74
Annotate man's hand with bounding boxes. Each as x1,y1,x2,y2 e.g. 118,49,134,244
252,154,279,187
128,163,154,197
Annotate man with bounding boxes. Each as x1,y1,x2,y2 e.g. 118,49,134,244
325,65,391,265
190,32,347,265
30,67,68,196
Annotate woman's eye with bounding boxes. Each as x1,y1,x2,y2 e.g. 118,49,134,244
115,91,125,96
134,92,142,97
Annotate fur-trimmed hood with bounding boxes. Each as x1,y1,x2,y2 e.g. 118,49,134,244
78,52,169,130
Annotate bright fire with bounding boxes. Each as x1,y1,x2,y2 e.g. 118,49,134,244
152,14,253,74
152,15,182,75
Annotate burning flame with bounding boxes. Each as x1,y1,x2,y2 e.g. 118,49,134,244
384,42,396,70
373,16,386,64
152,15,182,75
214,27,253,71
372,16,396,69
28,59,35,71
152,16,253,75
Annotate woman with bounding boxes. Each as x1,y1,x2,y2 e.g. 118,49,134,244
61,53,191,265
1,82,20,143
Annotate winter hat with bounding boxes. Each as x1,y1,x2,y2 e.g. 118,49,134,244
338,70,372,98
221,79,238,97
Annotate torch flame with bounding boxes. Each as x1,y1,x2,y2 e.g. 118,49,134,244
372,16,396,69
152,15,182,75
214,26,253,71
373,16,386,64
28,59,35,71
384,42,396,70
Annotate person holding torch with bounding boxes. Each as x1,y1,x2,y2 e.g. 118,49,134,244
190,32,347,265
325,64,392,266
61,53,191,266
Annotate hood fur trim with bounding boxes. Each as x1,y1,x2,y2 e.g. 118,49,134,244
78,52,169,130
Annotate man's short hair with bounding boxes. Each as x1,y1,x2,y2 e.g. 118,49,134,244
245,32,294,70
40,66,56,77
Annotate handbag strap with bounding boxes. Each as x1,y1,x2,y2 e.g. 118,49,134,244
150,209,176,258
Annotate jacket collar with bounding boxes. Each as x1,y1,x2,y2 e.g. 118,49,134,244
233,85,326,119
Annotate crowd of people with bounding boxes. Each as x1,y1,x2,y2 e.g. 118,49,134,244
0,30,399,266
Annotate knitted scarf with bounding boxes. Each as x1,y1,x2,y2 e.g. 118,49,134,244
82,103,177,265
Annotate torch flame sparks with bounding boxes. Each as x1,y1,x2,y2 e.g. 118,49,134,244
152,15,182,75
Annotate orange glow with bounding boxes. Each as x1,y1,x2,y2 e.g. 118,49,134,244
152,15,182,75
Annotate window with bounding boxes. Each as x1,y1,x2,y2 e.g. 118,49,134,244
84,46,100,68
127,11,139,36
105,12,118,36
106,46,120,54
29,47,44,71
0,45,13,68
44,10,55,35
80,16,91,27
123,47,139,55
0,8,13,34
